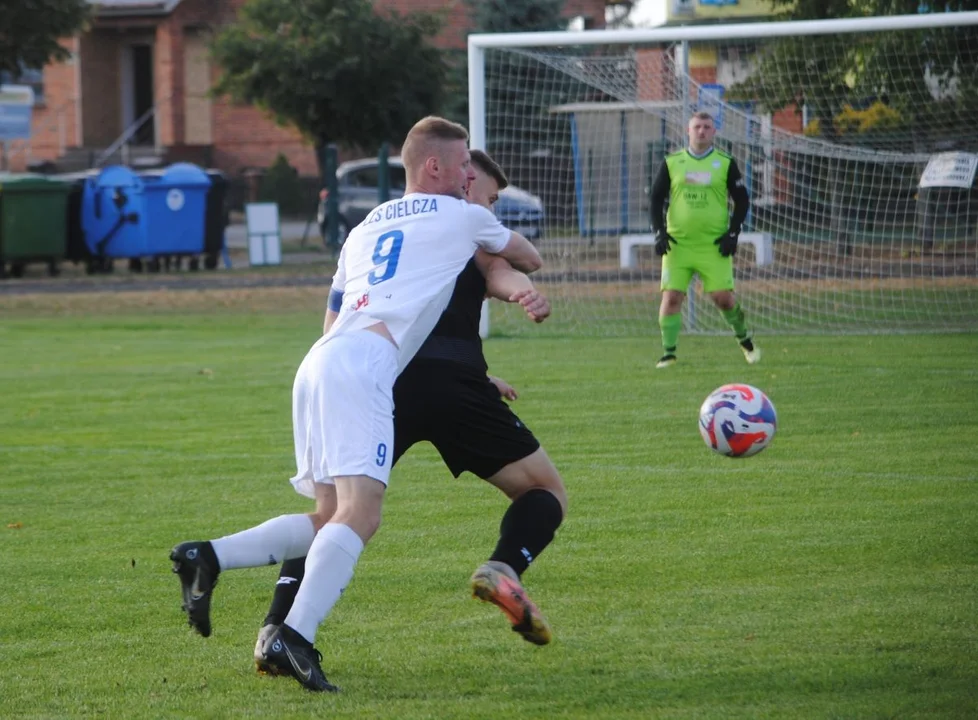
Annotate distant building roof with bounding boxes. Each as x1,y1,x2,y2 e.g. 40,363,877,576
87,0,183,16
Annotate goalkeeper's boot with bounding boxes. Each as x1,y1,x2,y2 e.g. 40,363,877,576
260,624,338,692
170,541,220,638
739,337,761,365
255,623,286,676
471,561,552,646
656,353,677,369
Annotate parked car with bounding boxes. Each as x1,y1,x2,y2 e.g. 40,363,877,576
318,156,544,244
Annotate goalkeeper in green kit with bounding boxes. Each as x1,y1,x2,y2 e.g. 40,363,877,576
650,111,760,368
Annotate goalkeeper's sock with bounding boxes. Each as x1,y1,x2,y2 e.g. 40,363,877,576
721,303,750,341
659,312,682,355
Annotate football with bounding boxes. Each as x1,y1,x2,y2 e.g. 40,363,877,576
699,383,777,458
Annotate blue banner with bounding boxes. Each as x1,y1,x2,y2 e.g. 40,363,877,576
0,85,34,140
697,84,725,130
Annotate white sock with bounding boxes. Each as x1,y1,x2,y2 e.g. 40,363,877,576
285,523,364,644
211,514,315,571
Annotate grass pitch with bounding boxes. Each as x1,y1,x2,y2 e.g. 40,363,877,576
1,298,976,719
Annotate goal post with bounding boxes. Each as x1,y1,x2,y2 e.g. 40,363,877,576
469,11,978,337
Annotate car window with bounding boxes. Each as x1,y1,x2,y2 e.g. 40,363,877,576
348,168,378,188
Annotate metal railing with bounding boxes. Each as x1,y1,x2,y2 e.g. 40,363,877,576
94,104,159,168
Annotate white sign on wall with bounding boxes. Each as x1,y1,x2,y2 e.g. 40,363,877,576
919,152,978,189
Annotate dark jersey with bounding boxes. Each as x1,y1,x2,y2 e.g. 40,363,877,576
392,256,540,478
409,258,488,372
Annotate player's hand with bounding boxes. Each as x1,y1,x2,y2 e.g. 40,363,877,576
653,229,674,256
510,289,550,323
488,375,518,401
715,229,739,257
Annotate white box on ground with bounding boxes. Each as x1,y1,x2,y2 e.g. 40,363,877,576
619,231,773,269
246,202,282,266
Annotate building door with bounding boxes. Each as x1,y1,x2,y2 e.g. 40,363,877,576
122,43,155,146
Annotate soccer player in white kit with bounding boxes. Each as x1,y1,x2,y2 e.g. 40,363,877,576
168,116,543,692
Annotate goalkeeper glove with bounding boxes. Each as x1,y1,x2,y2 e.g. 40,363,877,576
715,229,740,257
653,229,674,256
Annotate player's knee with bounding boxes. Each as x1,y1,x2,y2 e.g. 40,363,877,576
711,291,736,310
309,484,338,531
522,452,568,516
330,480,386,542
541,482,568,518
331,505,382,543
307,507,334,532
660,292,684,315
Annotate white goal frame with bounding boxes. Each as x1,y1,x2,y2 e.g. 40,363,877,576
469,11,978,338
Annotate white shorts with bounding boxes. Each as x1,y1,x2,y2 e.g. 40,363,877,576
290,330,398,498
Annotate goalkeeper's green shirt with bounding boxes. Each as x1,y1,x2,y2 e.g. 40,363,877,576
650,148,749,245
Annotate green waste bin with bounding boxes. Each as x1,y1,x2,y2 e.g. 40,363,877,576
0,173,71,278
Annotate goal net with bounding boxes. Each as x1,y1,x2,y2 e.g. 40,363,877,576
470,13,978,336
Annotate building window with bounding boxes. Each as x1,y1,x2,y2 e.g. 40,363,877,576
0,66,44,105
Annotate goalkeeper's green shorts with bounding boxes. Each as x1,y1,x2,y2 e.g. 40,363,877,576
660,240,734,293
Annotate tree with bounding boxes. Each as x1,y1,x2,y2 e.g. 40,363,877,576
0,0,91,76
441,0,570,127
465,0,568,33
729,0,978,151
211,0,447,174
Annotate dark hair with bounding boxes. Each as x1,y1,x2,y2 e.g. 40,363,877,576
402,116,470,170
689,111,715,124
469,149,509,190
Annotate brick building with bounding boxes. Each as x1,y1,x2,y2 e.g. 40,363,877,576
8,0,609,175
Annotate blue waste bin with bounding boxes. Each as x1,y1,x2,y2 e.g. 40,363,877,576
142,163,211,256
81,165,147,259
55,169,100,267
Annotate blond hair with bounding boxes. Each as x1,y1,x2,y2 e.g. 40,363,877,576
402,116,470,172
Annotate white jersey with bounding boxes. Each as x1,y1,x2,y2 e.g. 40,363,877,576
324,193,510,371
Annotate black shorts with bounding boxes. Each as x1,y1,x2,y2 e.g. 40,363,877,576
392,360,540,479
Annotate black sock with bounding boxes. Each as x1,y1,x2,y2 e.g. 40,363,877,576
263,556,306,627
488,488,564,577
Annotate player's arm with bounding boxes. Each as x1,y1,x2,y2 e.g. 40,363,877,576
487,374,518,401
714,159,751,257
323,288,342,334
649,162,673,255
470,204,542,273
649,162,670,234
323,245,347,334
726,159,750,233
492,231,542,274
474,250,550,323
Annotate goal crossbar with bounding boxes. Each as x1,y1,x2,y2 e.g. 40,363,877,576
469,12,978,336
469,12,978,148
